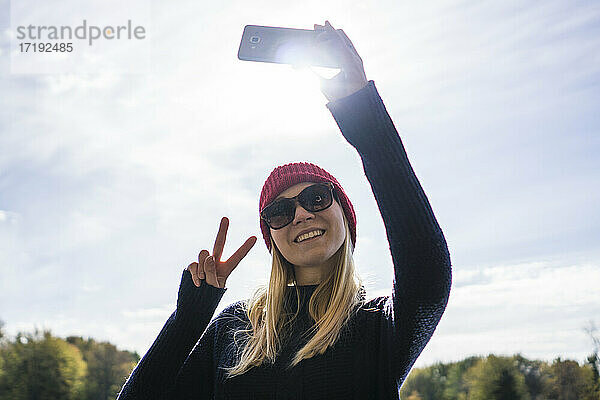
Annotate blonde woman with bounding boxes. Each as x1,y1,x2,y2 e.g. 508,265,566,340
118,21,451,399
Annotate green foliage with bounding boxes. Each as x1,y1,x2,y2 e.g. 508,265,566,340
0,329,87,400
66,336,139,400
405,390,424,400
402,354,600,400
401,356,482,400
586,353,599,381
585,354,600,398
0,322,139,400
400,362,447,400
584,321,600,399
512,353,549,400
465,355,530,400
542,357,599,400
443,356,481,400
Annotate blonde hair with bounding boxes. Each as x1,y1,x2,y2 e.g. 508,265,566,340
224,212,365,378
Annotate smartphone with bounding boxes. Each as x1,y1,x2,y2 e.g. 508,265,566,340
237,25,341,68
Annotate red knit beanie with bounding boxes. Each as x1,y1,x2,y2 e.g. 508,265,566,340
259,162,356,253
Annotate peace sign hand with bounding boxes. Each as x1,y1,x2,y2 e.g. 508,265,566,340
187,217,257,289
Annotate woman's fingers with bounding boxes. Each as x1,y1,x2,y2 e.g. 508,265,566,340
188,218,255,289
311,20,368,102
222,236,257,277
187,262,200,287
204,255,219,288
213,217,229,263
197,249,209,281
336,29,358,54
315,25,356,66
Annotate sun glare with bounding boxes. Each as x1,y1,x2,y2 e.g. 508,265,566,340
310,66,341,80
235,63,340,136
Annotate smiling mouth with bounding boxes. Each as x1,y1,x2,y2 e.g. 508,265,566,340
294,229,326,243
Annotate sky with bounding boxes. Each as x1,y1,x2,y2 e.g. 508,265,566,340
1,0,599,370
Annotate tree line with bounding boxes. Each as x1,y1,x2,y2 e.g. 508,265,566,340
400,354,600,399
0,320,139,400
2,318,599,399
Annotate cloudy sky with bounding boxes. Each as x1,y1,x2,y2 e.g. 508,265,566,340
1,0,599,369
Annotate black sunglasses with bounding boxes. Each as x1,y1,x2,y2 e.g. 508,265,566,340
261,182,336,230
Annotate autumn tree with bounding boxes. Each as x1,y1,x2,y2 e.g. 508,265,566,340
543,357,598,400
400,362,447,399
443,356,481,400
465,354,530,400
0,328,87,400
512,353,549,400
66,336,139,400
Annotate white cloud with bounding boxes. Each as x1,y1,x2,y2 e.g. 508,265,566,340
416,259,600,367
0,209,20,225
451,261,599,308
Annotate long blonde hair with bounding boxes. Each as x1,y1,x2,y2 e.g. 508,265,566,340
224,212,365,378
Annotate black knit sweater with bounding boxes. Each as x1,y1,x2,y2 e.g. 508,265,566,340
117,81,452,399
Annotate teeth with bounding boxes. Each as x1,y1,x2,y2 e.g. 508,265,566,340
296,230,324,243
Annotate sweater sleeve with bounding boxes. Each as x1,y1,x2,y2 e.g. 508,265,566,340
116,269,227,399
169,321,219,399
326,81,452,382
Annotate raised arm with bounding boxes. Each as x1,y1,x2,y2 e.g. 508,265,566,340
327,81,452,381
117,218,255,398
116,271,226,399
317,21,452,383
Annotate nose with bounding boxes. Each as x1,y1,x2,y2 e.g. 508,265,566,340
292,203,315,225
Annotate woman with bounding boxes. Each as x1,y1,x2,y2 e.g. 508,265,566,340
117,21,452,399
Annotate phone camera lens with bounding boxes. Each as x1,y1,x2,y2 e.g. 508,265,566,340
250,36,261,44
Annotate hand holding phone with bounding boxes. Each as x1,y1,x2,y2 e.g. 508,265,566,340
313,21,368,102
238,21,368,102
